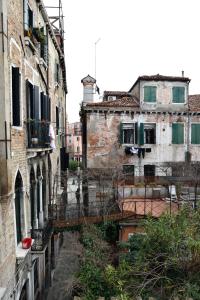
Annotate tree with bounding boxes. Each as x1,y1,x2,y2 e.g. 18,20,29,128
112,207,200,299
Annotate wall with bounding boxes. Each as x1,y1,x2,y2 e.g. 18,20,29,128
85,110,198,171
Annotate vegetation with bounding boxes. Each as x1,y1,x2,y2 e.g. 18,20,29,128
76,208,200,300
68,159,82,171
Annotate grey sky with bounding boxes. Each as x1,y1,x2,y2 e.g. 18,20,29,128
45,0,200,122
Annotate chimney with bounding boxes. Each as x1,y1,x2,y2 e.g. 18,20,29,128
81,75,96,103
182,70,184,77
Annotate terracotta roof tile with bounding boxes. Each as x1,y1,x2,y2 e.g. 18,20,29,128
188,94,200,112
120,198,178,218
103,91,129,96
85,96,139,108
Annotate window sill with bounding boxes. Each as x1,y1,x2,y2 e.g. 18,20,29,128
16,240,34,259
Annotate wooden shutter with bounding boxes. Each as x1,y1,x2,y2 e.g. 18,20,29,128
191,124,200,144
139,123,144,145
172,123,184,144
40,92,45,120
135,122,138,144
144,86,156,102
119,122,123,144
12,67,20,126
33,85,40,120
172,87,185,103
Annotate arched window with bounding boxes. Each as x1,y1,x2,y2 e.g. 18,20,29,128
30,167,35,229
15,171,23,244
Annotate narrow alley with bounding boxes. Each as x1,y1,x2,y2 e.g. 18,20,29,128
47,232,82,300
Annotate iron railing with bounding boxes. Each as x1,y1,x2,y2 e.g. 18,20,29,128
27,120,50,148
31,221,53,251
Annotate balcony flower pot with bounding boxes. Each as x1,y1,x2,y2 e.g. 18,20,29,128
22,237,32,249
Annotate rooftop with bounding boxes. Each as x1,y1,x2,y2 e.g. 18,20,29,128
188,94,200,112
129,74,191,92
85,96,139,108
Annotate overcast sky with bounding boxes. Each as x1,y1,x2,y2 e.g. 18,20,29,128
45,0,200,123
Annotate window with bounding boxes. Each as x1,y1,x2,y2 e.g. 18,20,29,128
123,165,134,175
77,137,80,141
56,106,59,135
172,87,185,103
172,123,184,144
120,123,137,144
144,123,156,144
144,165,155,179
144,86,157,102
24,0,33,32
191,124,200,144
12,67,21,126
77,146,80,153
15,172,24,244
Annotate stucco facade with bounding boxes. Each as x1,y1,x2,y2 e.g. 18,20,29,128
81,74,200,178
0,0,66,299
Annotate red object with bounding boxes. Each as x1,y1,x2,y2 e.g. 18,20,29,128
22,238,32,249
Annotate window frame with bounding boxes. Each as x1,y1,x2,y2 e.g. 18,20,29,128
144,123,156,144
191,123,200,144
143,86,157,103
121,123,136,144
172,123,184,144
11,65,22,128
172,86,185,104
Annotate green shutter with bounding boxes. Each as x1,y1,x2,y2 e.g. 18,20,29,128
139,123,144,145
135,122,138,144
172,87,185,103
172,123,184,144
191,124,200,144
119,122,123,144
144,86,156,102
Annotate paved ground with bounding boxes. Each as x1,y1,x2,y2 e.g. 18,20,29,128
46,231,82,300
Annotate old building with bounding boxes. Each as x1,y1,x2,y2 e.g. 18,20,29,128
66,122,82,163
0,0,67,299
81,74,200,200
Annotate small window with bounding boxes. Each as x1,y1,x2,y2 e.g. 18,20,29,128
12,67,21,126
77,146,80,153
172,123,184,144
144,86,157,102
144,123,156,144
77,137,80,141
172,87,185,103
191,124,200,144
123,165,134,175
144,165,155,179
121,123,136,144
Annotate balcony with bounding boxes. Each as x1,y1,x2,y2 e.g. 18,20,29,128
27,120,50,149
31,221,53,251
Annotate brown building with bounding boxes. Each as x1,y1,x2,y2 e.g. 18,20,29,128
80,74,200,239
0,0,67,299
66,122,82,163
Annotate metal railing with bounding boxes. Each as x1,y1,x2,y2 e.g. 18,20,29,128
31,221,53,251
27,120,50,149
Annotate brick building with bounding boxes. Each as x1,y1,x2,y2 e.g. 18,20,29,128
81,74,200,199
66,122,82,163
0,0,67,299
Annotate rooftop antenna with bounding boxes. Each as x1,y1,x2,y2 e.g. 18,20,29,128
94,38,101,80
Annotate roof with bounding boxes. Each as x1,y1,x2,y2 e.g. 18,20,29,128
103,91,129,97
120,198,179,218
85,96,139,108
129,74,191,92
81,74,96,84
188,94,200,112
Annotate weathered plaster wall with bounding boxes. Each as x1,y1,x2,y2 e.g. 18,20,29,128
86,110,199,172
